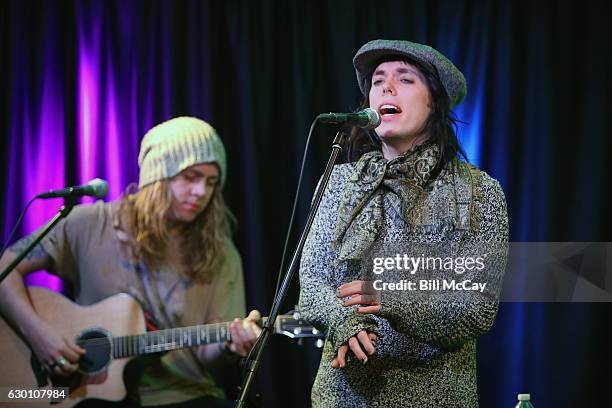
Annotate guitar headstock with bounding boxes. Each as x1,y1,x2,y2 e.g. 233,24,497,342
273,309,324,341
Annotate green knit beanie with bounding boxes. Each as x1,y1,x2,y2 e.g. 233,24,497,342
138,117,227,188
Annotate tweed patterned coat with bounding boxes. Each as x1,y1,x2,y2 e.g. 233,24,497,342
298,157,508,408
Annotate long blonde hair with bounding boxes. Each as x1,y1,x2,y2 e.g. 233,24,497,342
119,180,232,283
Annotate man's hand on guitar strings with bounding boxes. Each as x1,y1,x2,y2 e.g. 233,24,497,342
29,319,86,376
228,310,262,357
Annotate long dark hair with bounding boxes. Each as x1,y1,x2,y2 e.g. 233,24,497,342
347,55,467,177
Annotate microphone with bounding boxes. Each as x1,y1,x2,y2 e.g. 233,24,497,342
36,178,109,199
317,108,381,129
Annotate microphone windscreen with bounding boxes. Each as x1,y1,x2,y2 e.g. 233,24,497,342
363,108,381,129
88,178,109,198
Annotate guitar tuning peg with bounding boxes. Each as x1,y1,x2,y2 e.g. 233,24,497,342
293,311,301,320
315,339,324,348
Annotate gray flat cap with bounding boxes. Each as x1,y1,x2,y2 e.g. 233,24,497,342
353,39,467,108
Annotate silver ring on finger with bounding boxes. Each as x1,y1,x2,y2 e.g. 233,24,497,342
57,358,68,369
48,361,59,370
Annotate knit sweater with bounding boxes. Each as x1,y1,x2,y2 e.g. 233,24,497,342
298,158,508,407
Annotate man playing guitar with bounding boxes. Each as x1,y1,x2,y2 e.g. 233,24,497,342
0,117,260,407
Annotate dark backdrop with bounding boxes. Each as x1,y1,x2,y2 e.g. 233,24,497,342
1,1,611,407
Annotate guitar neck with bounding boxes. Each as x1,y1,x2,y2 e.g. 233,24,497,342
112,319,268,359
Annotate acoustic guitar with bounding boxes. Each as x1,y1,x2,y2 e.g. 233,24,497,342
0,286,322,407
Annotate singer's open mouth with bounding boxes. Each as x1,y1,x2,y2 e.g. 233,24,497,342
378,104,402,115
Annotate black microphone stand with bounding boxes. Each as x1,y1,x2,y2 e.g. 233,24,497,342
0,198,77,284
234,129,348,408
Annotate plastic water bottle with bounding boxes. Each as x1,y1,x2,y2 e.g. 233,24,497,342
515,393,534,408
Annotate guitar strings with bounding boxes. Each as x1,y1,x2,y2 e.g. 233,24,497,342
73,322,236,354
69,317,297,357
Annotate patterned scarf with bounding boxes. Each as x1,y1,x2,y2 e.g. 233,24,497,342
332,143,440,262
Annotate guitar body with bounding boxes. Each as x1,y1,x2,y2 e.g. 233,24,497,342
0,286,321,407
0,286,146,407
0,310,41,394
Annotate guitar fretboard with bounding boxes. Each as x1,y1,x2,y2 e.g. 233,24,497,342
112,321,237,358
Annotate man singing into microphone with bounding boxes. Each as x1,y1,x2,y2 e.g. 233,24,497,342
0,117,259,407
299,39,508,407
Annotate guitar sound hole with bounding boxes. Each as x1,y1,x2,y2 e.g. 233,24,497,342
76,328,112,374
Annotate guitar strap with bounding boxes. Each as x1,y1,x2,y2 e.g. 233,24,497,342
133,262,210,377
132,263,166,331
113,205,165,332
113,207,209,376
